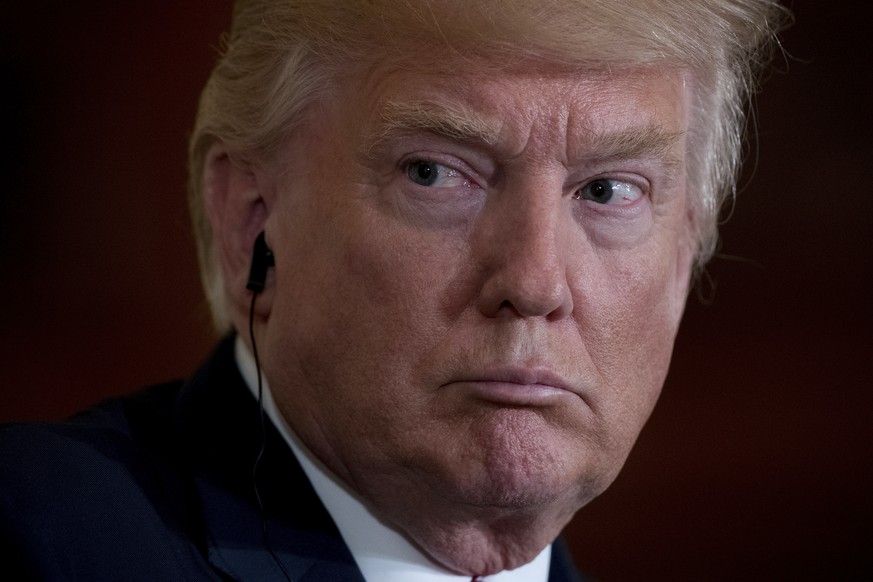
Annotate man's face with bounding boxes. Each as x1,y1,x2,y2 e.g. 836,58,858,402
260,60,692,556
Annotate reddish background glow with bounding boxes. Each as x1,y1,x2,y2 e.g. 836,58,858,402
1,2,870,579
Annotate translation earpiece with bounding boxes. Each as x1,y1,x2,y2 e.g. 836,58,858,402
244,230,288,579
246,232,274,293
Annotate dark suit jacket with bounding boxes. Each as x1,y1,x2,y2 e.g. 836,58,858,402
0,336,586,581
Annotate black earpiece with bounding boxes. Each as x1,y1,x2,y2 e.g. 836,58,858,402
245,230,290,580
246,232,274,293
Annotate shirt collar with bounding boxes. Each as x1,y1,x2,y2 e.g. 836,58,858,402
235,336,551,582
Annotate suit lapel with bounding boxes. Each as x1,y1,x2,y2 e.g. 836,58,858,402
175,336,365,582
548,538,588,582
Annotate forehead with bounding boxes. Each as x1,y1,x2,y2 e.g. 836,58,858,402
342,60,689,161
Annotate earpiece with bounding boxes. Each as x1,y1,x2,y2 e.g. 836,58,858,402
246,231,291,580
246,232,274,293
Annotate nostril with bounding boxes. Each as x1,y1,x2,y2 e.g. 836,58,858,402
491,299,521,318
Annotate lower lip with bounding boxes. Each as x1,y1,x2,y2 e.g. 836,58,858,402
449,381,573,406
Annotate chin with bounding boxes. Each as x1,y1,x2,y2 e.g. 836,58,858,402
440,408,609,512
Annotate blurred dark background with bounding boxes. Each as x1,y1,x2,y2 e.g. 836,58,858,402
1,2,870,580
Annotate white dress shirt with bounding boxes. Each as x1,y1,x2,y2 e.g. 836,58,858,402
235,338,551,582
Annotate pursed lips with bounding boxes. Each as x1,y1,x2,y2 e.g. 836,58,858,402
443,366,582,407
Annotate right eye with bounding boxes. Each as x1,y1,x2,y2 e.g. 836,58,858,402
406,160,469,188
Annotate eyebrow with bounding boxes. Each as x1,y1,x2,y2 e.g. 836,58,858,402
581,125,685,185
583,125,684,164
363,99,685,178
363,99,502,155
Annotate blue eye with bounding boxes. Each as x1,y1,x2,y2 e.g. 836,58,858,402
405,159,471,189
575,179,643,205
407,161,441,186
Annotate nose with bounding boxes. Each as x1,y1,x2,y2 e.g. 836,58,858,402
474,184,574,320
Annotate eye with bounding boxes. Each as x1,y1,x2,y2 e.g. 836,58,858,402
406,160,470,188
574,178,643,205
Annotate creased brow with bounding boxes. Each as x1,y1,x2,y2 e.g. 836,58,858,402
362,99,501,157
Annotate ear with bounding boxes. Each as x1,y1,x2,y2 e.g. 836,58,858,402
203,142,275,322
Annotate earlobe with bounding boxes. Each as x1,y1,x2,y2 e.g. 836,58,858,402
203,142,275,320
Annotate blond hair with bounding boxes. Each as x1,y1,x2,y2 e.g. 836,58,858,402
189,0,788,331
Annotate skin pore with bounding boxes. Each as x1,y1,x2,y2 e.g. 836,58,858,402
229,60,694,575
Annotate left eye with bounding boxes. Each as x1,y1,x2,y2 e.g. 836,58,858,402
406,160,469,188
574,179,643,205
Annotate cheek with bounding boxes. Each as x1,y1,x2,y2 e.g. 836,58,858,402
577,246,684,426
273,205,464,404
339,214,467,330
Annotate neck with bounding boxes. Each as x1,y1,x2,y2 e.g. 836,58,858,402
367,484,578,575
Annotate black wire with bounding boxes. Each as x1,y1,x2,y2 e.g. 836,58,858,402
250,292,294,582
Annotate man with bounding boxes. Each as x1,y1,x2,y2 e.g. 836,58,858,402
1,1,785,580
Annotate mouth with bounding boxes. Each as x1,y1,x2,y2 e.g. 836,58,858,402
444,367,580,407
